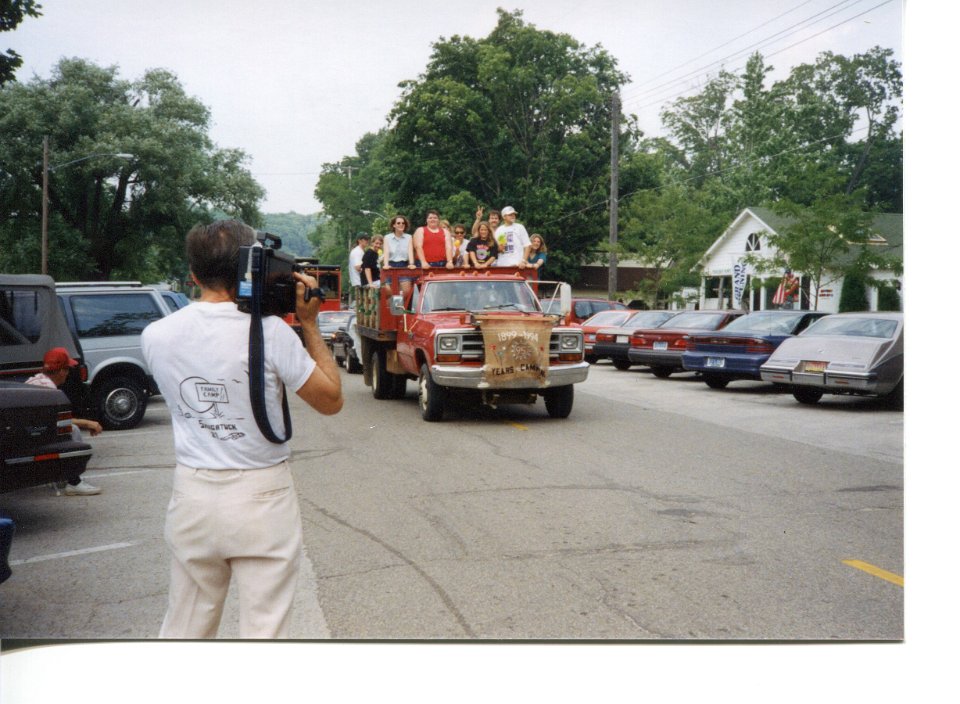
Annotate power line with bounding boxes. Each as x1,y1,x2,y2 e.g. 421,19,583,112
538,124,871,229
621,0,896,115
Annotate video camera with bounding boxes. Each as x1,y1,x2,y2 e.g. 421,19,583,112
237,232,323,317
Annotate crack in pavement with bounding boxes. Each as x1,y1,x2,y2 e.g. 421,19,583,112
301,499,476,638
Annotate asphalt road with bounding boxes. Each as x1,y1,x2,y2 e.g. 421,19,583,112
0,361,903,640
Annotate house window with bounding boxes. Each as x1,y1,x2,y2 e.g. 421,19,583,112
745,232,762,252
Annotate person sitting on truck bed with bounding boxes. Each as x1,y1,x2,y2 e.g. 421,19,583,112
472,205,501,239
466,222,499,268
382,215,417,305
362,235,384,289
413,210,454,269
452,224,469,267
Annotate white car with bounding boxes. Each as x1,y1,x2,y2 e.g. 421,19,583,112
759,311,903,405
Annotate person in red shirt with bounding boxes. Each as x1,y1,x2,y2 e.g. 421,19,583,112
413,210,454,269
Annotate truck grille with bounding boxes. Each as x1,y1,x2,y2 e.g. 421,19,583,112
458,332,564,360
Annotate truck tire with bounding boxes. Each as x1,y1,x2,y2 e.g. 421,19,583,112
371,350,393,399
95,375,147,430
544,385,574,418
391,375,407,399
418,363,444,421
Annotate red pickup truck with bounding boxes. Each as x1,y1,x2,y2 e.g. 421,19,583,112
355,268,589,421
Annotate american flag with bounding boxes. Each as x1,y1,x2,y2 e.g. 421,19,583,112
772,273,797,305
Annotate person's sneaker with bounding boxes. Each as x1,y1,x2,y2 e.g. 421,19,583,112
63,479,101,496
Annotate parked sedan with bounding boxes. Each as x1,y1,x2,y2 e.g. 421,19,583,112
332,313,362,374
580,309,637,363
627,309,745,378
682,310,828,389
1,380,93,493
592,310,678,370
759,311,903,405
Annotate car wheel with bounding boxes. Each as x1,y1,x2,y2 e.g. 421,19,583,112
346,351,362,374
371,350,393,399
612,359,632,371
95,375,147,430
651,366,673,379
585,354,598,365
543,385,574,418
703,375,730,390
418,363,444,421
792,387,823,405
882,377,904,409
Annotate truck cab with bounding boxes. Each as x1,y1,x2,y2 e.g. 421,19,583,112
356,267,588,421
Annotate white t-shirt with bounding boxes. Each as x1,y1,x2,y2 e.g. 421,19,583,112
348,245,365,287
493,222,531,266
142,302,316,469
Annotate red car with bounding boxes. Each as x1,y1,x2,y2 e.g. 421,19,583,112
579,309,637,363
627,309,746,378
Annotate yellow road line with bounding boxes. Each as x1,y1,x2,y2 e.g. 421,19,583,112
842,559,904,587
505,421,529,431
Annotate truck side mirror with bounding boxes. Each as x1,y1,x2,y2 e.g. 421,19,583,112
559,283,572,317
389,295,406,316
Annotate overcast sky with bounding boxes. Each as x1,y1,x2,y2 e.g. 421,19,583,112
9,0,905,214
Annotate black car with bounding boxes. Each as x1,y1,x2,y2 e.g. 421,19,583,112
0,515,12,584
1,380,93,494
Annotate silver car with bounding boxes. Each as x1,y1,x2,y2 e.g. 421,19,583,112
759,311,903,405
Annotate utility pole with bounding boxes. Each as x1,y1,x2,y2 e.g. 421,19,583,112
608,92,620,301
41,136,49,276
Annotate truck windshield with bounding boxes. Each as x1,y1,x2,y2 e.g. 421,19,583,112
420,280,539,313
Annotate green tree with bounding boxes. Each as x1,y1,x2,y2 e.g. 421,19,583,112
0,58,264,280
0,0,41,86
838,267,868,312
317,9,631,283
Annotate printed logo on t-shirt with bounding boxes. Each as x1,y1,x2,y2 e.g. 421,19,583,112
178,376,246,441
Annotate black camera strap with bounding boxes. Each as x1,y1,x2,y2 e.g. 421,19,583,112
248,248,293,444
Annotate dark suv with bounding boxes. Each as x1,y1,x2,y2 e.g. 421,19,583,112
56,282,169,430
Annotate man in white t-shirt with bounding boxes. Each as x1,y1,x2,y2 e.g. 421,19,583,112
493,205,531,267
142,219,343,639
348,233,369,304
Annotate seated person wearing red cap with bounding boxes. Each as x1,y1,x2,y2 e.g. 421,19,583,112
25,347,102,496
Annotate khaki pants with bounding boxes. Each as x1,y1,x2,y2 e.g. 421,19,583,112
159,461,303,639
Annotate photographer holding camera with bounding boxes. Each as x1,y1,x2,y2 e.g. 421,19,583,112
142,219,343,639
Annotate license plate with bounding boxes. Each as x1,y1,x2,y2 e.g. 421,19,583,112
803,361,828,372
706,357,725,368
653,341,668,350
617,335,628,344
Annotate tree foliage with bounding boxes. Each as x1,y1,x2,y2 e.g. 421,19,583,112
315,9,634,283
0,58,264,281
0,0,41,86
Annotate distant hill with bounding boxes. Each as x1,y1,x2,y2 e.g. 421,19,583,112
262,212,322,257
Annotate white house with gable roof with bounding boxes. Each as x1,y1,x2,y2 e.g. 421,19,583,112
695,207,903,314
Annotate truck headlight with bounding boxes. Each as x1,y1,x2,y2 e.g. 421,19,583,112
559,334,581,351
437,335,461,353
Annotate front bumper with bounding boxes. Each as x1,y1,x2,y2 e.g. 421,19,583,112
430,361,590,389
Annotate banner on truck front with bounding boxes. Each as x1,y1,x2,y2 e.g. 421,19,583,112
477,315,553,386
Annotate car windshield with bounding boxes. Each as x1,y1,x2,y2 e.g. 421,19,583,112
621,311,675,330
721,311,807,335
317,311,353,327
802,316,899,339
421,280,539,313
664,311,729,329
582,310,632,327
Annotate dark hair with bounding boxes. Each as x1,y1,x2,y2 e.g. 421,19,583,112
488,210,501,219
186,219,256,291
426,209,440,218
453,223,466,234
390,215,408,229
